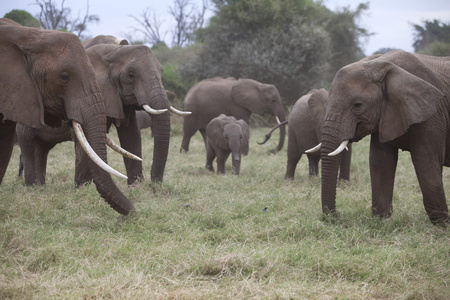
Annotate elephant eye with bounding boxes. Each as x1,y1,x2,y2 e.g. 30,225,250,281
59,72,69,81
128,72,135,80
353,102,363,111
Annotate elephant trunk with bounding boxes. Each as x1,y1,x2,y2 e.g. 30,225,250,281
276,113,286,152
230,141,241,175
150,100,171,182
81,93,135,214
320,115,342,215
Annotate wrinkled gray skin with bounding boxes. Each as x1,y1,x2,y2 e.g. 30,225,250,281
205,114,250,175
16,35,172,186
259,89,352,180
0,19,134,215
181,77,285,153
321,50,450,224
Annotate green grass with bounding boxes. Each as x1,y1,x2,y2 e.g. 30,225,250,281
1,119,449,299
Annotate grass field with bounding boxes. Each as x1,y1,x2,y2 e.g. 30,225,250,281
1,116,449,299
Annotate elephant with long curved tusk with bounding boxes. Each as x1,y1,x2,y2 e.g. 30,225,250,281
0,18,134,215
16,34,191,187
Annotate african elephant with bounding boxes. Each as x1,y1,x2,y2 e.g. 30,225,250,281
180,77,286,153
0,19,134,215
205,114,250,175
16,35,189,186
259,89,352,180
314,50,449,224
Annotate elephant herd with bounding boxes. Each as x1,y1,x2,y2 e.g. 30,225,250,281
1,18,449,224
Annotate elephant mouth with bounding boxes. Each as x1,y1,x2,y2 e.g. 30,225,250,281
351,122,375,142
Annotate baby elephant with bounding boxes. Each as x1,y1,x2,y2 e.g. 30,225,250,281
205,114,250,175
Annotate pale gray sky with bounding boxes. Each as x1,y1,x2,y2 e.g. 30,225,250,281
1,0,450,55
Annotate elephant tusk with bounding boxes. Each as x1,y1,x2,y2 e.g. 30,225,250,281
169,106,192,116
106,136,142,161
276,116,281,124
328,140,349,156
73,122,128,180
305,143,321,154
143,104,168,115
114,37,128,45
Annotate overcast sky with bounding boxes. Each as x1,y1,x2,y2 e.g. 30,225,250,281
1,0,450,55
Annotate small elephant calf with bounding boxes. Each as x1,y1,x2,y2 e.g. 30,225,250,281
205,114,250,175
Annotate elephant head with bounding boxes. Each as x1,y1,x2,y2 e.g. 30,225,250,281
0,19,134,215
81,39,189,183
206,114,250,175
231,79,286,151
318,50,449,223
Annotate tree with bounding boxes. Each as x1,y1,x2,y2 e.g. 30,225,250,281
169,0,209,47
130,8,166,46
35,0,99,39
325,3,370,80
182,0,370,106
133,0,209,47
4,9,41,27
412,19,450,56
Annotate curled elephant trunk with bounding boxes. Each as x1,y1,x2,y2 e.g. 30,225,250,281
275,114,286,151
258,120,288,145
78,94,135,215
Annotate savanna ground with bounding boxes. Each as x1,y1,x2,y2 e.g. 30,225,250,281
1,115,449,299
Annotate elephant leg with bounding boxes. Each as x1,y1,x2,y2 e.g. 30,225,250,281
216,152,229,174
205,142,215,172
180,116,197,153
116,112,143,185
338,144,352,181
369,134,398,218
285,141,301,179
16,126,38,185
34,141,57,185
307,154,320,177
199,128,207,151
410,148,449,224
0,121,16,184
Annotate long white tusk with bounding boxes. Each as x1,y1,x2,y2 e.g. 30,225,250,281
305,143,322,154
106,136,142,161
276,116,281,124
328,140,349,156
143,104,168,115
114,37,128,45
169,106,192,116
73,122,128,179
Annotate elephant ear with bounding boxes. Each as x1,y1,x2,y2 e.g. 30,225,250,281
231,79,265,115
0,26,44,128
307,89,328,139
372,61,444,142
236,119,250,156
206,114,228,150
86,45,125,120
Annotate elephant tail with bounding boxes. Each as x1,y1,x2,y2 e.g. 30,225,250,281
257,120,288,145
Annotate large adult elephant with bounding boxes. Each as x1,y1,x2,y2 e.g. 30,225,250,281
16,35,189,186
180,77,286,152
259,89,352,180
0,19,134,215
315,50,450,224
